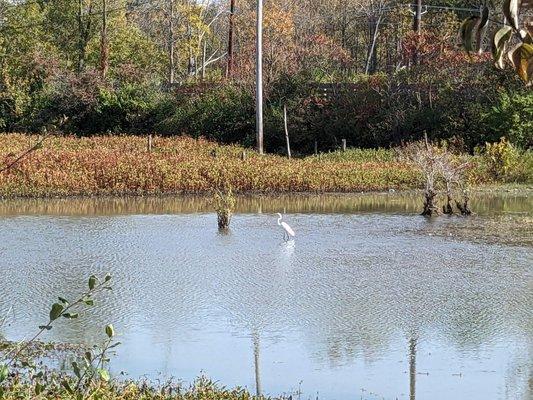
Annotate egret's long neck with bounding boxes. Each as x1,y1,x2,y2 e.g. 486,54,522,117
277,216,282,225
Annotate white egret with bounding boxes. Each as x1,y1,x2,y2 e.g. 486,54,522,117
277,213,295,241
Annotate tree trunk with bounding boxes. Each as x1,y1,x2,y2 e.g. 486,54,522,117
201,40,207,80
99,0,109,78
77,0,90,73
226,0,235,79
413,0,422,33
422,187,439,216
365,14,382,75
413,0,422,64
456,191,473,215
168,0,175,85
443,183,453,214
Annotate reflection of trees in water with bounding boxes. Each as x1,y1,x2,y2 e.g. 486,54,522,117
0,193,530,217
503,338,532,400
409,337,417,400
274,242,531,366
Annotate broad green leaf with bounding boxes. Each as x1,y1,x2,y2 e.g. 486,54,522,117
49,303,64,321
460,17,480,53
492,26,513,69
0,364,8,383
519,29,533,44
508,43,533,83
58,297,69,305
39,325,52,331
61,380,74,394
35,382,44,395
475,7,490,53
98,369,110,382
503,0,520,29
88,275,97,290
105,324,115,338
84,299,94,306
71,361,81,379
479,6,490,29
84,351,92,362
104,274,112,282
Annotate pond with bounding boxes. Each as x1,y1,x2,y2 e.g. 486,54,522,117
0,192,532,400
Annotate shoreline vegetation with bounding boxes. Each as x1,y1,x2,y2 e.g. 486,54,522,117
1,341,275,400
1,373,274,400
0,134,531,199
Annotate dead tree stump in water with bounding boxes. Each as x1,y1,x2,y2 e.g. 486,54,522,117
443,194,454,215
456,191,473,215
217,210,232,230
421,188,440,217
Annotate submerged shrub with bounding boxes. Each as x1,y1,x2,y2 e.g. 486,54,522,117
214,186,236,231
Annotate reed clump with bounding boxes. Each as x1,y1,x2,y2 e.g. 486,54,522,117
214,186,235,230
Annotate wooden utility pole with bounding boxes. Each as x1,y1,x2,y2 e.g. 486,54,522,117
168,0,175,85
226,0,236,79
256,0,264,154
99,0,109,78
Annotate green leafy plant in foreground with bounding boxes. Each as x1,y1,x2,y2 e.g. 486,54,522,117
0,274,117,399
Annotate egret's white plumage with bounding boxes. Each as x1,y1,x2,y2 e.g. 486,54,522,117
277,213,295,240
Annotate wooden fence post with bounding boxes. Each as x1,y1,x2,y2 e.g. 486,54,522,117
147,134,153,152
342,139,347,152
314,140,318,156
284,105,291,159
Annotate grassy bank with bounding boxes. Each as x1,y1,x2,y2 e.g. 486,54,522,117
1,374,273,400
0,134,531,198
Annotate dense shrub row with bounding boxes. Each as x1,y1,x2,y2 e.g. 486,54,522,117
1,58,531,154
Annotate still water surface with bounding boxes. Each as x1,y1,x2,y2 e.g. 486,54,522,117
0,193,532,400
